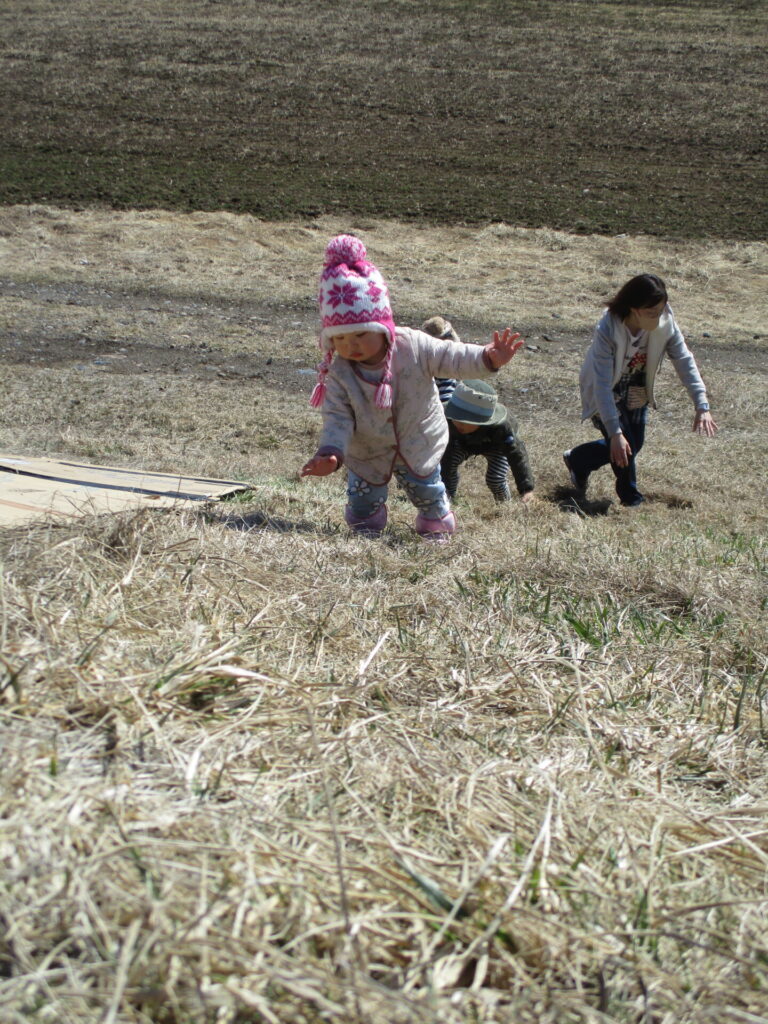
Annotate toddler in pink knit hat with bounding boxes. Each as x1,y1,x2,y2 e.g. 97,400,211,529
300,234,524,541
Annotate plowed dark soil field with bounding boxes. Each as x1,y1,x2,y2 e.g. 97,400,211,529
1,0,765,238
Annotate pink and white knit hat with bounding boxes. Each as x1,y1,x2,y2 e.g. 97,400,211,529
310,234,396,409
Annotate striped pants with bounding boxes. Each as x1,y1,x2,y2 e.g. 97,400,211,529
441,449,513,502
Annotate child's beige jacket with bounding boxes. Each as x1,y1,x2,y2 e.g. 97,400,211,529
316,327,495,485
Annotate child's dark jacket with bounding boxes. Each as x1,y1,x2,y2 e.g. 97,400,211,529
442,414,534,495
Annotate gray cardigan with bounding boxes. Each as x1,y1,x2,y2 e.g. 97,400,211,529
579,307,709,437
316,327,496,484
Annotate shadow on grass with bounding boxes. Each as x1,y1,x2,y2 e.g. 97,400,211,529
211,509,340,536
211,509,438,549
552,486,694,515
551,485,613,517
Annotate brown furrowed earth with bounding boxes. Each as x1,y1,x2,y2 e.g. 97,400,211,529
1,0,766,239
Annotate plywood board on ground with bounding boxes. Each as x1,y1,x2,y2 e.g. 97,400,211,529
0,455,249,527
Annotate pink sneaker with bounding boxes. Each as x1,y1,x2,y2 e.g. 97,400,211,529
415,510,456,543
344,504,388,537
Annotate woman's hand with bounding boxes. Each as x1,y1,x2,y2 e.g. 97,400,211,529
300,454,339,477
693,410,718,437
484,328,524,369
610,432,633,468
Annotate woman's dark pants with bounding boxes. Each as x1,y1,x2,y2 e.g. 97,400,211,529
569,404,647,506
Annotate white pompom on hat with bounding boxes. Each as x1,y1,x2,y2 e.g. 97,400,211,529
310,235,396,409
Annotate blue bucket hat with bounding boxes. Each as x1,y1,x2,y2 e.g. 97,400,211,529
443,379,507,426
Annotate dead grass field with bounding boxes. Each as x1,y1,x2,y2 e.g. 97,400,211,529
1,206,767,1023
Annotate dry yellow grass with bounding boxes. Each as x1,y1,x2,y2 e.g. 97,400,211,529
1,207,767,1023
2,204,766,337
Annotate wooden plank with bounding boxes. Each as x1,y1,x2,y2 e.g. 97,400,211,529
0,496,76,525
0,455,246,499
0,455,251,527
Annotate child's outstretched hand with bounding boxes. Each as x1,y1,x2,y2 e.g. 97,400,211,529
300,454,339,477
485,328,524,369
693,410,718,437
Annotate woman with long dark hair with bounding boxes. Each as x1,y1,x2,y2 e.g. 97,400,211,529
563,274,717,507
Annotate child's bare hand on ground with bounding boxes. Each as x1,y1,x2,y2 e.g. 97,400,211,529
300,454,339,477
693,410,718,437
484,328,524,369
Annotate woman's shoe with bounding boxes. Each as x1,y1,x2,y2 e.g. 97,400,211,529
563,451,589,495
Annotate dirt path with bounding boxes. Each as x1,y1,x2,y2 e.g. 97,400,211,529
1,273,765,401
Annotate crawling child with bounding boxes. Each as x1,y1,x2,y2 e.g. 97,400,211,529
421,317,535,503
441,379,535,503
